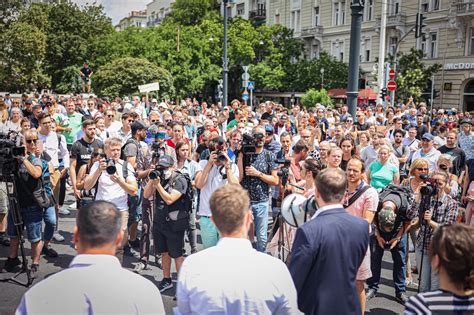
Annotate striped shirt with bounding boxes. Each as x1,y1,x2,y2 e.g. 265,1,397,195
404,290,474,314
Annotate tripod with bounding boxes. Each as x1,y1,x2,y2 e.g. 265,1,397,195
0,175,33,287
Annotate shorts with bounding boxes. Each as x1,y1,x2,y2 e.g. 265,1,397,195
0,182,8,214
7,205,43,243
120,211,129,231
356,247,372,281
153,222,185,259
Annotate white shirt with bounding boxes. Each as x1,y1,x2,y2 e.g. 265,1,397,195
106,121,121,134
90,159,136,211
38,131,70,168
311,203,343,220
196,160,239,217
176,238,301,315
411,147,441,172
16,254,165,315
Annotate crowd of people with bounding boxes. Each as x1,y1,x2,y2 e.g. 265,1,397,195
0,92,473,314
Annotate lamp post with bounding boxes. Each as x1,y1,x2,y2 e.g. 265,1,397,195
320,68,325,89
222,0,229,108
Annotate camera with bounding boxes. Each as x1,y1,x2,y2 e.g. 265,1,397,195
208,137,227,162
419,174,438,196
241,132,263,155
0,131,25,177
276,159,291,186
149,167,165,181
150,142,163,160
106,159,116,175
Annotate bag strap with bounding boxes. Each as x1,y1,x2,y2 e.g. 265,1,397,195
122,160,128,179
346,185,371,208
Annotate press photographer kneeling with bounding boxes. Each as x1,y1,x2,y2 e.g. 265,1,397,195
84,137,138,264
143,154,191,293
406,171,458,293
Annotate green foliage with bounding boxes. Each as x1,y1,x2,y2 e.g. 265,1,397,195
395,49,441,102
170,0,219,26
93,57,175,98
300,88,333,108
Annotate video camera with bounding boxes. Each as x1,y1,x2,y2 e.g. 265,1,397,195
0,131,25,177
241,132,264,155
276,159,291,186
208,137,227,162
419,174,438,196
149,167,166,181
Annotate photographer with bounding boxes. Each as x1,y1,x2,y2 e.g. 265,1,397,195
143,155,190,293
84,137,138,264
406,171,458,293
195,136,239,248
3,130,45,278
238,127,279,252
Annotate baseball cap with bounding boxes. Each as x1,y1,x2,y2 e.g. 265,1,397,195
131,120,147,133
157,155,174,168
152,98,158,103
461,119,474,126
378,208,396,232
25,100,33,105
265,124,274,134
421,133,434,141
158,102,168,109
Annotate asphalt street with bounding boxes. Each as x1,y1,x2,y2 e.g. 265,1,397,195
0,192,418,315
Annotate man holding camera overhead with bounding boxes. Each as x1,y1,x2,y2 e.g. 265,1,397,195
84,137,138,264
194,136,240,249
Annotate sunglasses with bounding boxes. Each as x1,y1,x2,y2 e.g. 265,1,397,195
151,120,159,123
417,168,428,171
127,120,134,123
421,139,431,142
26,138,38,144
107,115,114,118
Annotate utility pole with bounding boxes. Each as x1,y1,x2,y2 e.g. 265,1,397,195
347,0,365,118
376,0,388,104
222,0,229,108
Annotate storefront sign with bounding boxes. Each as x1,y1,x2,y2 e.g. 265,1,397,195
444,63,474,70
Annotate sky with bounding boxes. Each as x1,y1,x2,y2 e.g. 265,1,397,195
71,0,150,24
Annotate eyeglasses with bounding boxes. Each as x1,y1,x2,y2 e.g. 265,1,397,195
26,138,38,144
417,168,428,171
107,114,114,118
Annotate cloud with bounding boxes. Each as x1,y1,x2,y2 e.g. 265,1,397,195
71,0,149,24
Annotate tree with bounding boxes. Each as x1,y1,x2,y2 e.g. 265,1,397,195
170,0,219,26
93,57,175,98
395,48,441,102
300,88,333,108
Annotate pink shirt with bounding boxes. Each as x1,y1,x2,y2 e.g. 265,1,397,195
344,183,379,219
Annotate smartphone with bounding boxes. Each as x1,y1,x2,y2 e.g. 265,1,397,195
157,131,166,139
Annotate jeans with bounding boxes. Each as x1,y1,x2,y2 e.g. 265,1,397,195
139,198,154,264
186,206,197,252
128,185,142,227
252,201,269,253
367,234,407,294
416,247,439,293
7,205,43,242
43,206,56,241
199,216,219,249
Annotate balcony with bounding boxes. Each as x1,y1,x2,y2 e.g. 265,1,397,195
375,12,406,33
453,1,474,15
300,26,323,38
249,8,266,20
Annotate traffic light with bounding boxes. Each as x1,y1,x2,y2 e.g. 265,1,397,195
380,88,388,99
433,89,439,99
415,13,427,39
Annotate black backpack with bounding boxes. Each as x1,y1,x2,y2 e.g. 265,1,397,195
120,138,141,161
170,170,194,213
377,184,413,220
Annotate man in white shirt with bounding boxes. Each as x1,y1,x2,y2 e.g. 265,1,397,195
411,133,441,172
84,137,138,264
194,137,240,248
15,201,165,315
176,184,300,315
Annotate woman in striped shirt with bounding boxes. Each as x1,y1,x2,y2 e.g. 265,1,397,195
405,223,473,314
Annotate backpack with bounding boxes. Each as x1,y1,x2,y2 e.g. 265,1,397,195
120,138,141,161
170,170,194,213
377,184,413,220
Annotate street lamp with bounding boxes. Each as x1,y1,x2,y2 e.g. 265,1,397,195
320,68,325,89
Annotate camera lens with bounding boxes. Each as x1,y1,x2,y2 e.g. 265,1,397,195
106,159,116,175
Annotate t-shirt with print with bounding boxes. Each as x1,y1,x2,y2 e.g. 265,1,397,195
71,138,103,174
154,173,188,225
15,154,42,208
90,159,136,211
241,149,278,204
61,112,83,145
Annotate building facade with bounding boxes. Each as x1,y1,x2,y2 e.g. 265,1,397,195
115,10,147,32
229,0,267,25
146,0,175,27
267,0,474,111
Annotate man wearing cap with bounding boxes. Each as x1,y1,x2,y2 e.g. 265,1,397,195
122,121,149,256
366,196,415,304
143,154,190,293
264,124,282,155
410,133,441,172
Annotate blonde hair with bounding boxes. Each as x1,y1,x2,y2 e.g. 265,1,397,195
104,137,122,149
410,158,429,176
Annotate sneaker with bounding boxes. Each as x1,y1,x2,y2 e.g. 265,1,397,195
158,278,173,293
59,207,70,215
0,233,10,246
3,257,21,272
396,293,409,304
124,244,135,257
30,264,39,279
366,288,377,301
42,245,58,258
154,255,162,270
53,232,65,242
133,261,147,274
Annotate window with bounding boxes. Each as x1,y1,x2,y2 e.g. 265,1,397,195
388,0,400,15
274,13,280,24
389,36,398,56
237,3,245,16
364,38,371,62
420,36,427,55
364,0,374,21
333,1,346,26
430,32,438,58
470,28,474,56
432,0,440,11
421,0,429,12
314,6,320,26
291,10,301,32
311,43,320,59
332,41,344,62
